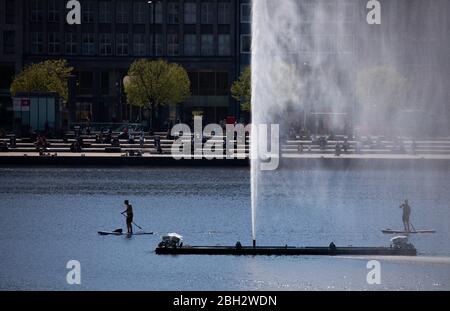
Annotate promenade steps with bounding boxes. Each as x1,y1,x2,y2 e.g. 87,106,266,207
2,136,450,156
0,137,249,155
282,140,450,155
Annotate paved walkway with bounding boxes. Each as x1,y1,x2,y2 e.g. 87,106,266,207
2,152,450,160
282,153,450,160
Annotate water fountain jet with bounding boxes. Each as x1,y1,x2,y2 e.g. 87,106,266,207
155,0,449,256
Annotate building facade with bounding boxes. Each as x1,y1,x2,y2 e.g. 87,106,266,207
1,0,248,129
0,0,24,129
237,0,250,72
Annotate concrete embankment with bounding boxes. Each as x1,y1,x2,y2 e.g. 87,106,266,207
279,155,450,170
1,153,450,169
0,153,249,167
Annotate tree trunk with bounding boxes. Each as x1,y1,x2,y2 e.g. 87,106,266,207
151,102,156,133
155,104,161,131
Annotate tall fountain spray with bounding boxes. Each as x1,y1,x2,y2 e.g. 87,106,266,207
250,0,450,244
250,158,257,247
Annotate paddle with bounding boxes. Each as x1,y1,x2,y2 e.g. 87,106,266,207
121,212,143,230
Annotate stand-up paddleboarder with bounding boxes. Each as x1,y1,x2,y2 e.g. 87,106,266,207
399,199,411,232
121,200,134,234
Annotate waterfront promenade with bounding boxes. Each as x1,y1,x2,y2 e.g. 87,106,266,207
1,134,450,166
1,149,450,168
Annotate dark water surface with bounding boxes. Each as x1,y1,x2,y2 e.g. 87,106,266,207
0,167,449,290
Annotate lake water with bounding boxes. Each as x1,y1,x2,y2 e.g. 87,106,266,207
0,166,449,290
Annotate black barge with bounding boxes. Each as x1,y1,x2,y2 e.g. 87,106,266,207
155,245,417,256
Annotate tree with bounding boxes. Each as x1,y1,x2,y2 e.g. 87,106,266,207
10,59,73,102
356,66,407,134
124,59,190,130
231,66,251,112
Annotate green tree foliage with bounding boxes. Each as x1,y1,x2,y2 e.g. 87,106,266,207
356,66,407,133
10,59,73,102
124,59,190,128
231,66,251,112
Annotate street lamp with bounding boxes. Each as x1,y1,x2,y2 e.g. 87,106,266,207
301,62,311,133
123,76,132,122
115,80,123,121
148,1,161,57
146,0,161,131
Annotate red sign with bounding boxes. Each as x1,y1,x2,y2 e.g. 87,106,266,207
226,116,236,124
21,99,30,111
13,98,30,111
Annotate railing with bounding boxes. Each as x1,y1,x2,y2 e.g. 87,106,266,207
3,135,450,156
68,122,145,132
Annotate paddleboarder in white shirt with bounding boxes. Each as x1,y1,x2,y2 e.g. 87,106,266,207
400,199,411,232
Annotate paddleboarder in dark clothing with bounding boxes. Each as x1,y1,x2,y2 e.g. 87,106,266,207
121,200,134,234
400,199,411,232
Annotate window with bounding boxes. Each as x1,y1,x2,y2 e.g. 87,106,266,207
134,1,147,24
241,3,251,23
65,33,78,55
48,32,61,54
3,31,15,54
99,34,112,55
184,34,196,55
116,34,129,55
31,0,43,22
216,72,229,95
184,3,197,24
199,72,215,95
201,2,214,24
75,102,92,120
150,34,163,56
101,72,110,95
240,34,251,53
188,71,199,95
218,2,230,24
31,32,43,53
48,0,60,22
99,1,112,23
167,33,179,56
0,65,14,89
300,4,315,23
116,1,129,24
82,1,94,23
5,0,15,24
79,72,93,92
82,33,95,55
192,72,228,96
167,2,180,24
201,34,214,56
218,34,230,56
337,35,353,54
133,34,146,56
149,2,163,24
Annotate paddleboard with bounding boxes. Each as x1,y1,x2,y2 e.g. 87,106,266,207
382,229,435,234
98,231,153,236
